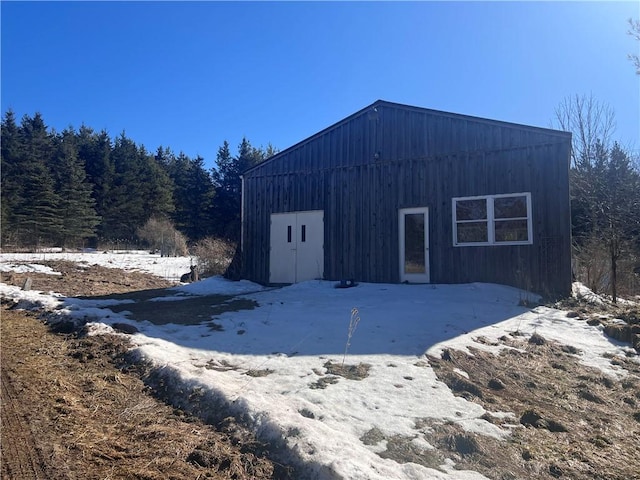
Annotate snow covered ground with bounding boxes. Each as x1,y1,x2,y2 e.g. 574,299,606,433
1,252,637,479
0,250,193,281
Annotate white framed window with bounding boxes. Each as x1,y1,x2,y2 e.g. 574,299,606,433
452,193,532,246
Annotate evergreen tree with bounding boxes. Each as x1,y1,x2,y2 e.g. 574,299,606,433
263,142,279,159
161,149,216,241
554,95,640,298
182,155,215,240
77,126,114,239
102,132,145,241
10,114,61,247
138,145,175,220
102,134,174,242
211,138,268,241
52,129,101,247
593,143,640,301
162,151,191,233
1,110,23,246
154,146,175,169
3,110,280,250
211,140,235,239
160,150,187,220
572,141,640,301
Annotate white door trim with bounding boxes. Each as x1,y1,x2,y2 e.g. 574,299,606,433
399,207,430,283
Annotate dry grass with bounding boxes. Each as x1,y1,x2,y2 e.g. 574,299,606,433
572,240,640,300
378,434,443,471
362,335,639,478
307,360,371,390
551,296,640,353
323,360,371,380
426,335,640,480
0,260,173,297
309,376,340,390
2,303,287,479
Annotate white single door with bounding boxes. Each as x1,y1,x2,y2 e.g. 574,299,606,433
399,207,430,283
269,210,324,283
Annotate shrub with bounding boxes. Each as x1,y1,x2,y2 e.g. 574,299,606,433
136,217,188,257
192,236,236,277
573,236,640,299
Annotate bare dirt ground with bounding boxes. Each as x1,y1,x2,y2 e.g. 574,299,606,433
1,263,289,480
2,262,640,479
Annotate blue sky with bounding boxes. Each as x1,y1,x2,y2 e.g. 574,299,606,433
2,1,638,168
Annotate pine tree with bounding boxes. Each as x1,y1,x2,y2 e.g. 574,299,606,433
211,138,267,241
3,111,280,250
160,149,216,241
101,134,175,242
211,141,234,239
10,114,61,247
1,110,23,246
182,155,215,240
52,129,101,247
594,143,640,301
102,132,145,241
77,126,114,239
572,141,640,302
160,150,188,224
138,145,175,221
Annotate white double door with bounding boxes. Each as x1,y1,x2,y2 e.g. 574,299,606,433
269,210,324,283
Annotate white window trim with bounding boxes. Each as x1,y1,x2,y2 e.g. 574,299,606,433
452,192,533,247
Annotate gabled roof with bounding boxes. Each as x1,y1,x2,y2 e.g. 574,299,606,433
243,100,571,175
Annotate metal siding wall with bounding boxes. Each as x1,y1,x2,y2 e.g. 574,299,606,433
427,144,571,297
242,104,572,296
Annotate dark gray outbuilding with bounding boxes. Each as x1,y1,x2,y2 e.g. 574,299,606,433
241,100,572,298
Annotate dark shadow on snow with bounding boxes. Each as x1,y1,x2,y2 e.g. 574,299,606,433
64,282,571,357
77,288,257,326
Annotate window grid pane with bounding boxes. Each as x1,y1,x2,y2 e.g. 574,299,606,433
456,221,488,243
453,193,531,246
494,219,529,242
456,199,487,221
494,196,527,219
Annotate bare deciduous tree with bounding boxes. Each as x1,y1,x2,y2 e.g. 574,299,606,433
628,18,640,75
571,141,640,302
554,95,640,301
554,94,616,169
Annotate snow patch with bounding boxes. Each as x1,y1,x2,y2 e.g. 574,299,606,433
0,263,63,275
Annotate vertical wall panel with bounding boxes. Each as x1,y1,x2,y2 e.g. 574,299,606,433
242,102,572,296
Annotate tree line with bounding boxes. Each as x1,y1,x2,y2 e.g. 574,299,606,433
2,97,639,299
1,110,275,249
555,94,640,301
